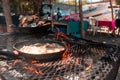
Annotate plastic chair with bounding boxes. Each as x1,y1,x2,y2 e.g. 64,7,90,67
88,17,100,36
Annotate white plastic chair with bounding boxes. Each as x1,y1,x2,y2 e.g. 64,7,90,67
88,17,101,36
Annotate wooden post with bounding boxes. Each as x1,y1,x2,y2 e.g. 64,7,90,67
109,0,114,20
1,0,14,33
79,0,85,38
75,0,77,13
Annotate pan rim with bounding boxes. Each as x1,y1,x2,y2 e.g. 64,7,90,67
13,40,66,55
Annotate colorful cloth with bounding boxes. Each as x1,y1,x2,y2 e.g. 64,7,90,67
97,20,115,31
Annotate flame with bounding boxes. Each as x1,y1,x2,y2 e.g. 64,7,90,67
26,60,46,67
55,77,61,80
34,63,45,67
85,64,92,70
10,59,21,66
62,42,72,60
27,60,40,64
23,66,43,75
55,32,72,60
74,58,81,65
55,32,69,40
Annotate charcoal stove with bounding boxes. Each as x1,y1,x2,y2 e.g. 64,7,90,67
0,32,119,80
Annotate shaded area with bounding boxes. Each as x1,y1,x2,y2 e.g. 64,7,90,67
0,15,19,26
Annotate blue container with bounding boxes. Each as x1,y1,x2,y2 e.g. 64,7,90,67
53,21,89,38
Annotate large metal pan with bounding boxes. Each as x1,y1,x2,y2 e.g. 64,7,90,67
13,40,66,61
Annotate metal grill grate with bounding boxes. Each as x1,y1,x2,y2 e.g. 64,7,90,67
7,56,113,80
0,34,119,80
0,41,119,80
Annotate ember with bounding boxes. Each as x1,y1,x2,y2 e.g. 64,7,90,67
55,32,69,40
74,57,81,65
62,40,72,60
27,60,40,64
10,59,21,66
23,66,43,75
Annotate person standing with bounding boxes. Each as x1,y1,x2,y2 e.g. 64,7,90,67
115,10,120,35
57,7,62,20
112,9,120,37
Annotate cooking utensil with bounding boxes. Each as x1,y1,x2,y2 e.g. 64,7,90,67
13,40,66,61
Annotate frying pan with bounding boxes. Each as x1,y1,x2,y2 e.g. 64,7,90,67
13,40,66,61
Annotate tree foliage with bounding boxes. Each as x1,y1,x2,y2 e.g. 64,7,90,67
116,0,120,5
9,0,39,14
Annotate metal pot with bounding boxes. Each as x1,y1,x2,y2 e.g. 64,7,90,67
13,40,66,61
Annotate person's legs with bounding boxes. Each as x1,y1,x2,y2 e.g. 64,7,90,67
116,19,120,37
118,27,120,37
111,19,120,37
111,27,117,37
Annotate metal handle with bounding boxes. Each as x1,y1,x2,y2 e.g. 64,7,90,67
0,49,19,58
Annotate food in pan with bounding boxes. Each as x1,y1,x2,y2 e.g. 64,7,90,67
19,43,65,54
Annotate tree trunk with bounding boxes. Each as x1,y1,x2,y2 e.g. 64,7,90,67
18,0,21,14
79,0,85,38
1,0,13,32
38,0,42,18
109,0,114,20
75,0,77,13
